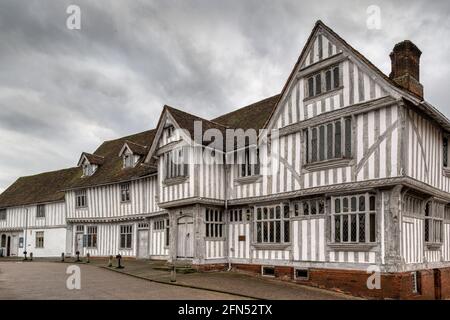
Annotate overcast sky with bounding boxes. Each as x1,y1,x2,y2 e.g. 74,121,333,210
0,0,449,192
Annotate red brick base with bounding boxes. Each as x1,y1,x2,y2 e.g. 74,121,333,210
208,263,450,300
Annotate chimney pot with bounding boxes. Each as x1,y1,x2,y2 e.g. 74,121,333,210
389,40,424,99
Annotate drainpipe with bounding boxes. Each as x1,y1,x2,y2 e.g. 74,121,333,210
224,162,232,272
23,206,28,257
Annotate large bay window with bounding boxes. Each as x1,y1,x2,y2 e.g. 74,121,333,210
331,194,376,244
304,117,352,164
255,204,290,244
424,202,443,244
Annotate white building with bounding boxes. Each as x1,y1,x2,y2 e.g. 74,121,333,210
2,21,450,299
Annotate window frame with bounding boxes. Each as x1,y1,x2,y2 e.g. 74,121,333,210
424,201,444,245
35,231,44,248
0,209,6,221
306,64,341,99
293,198,325,217
164,148,189,180
304,117,352,165
254,203,290,244
331,193,377,245
123,153,134,169
119,225,133,250
120,182,131,203
205,208,224,239
75,189,87,209
36,204,46,219
239,145,260,178
86,226,98,248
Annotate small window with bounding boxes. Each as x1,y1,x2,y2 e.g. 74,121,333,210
0,209,6,221
86,226,97,248
120,225,133,249
166,126,174,139
35,231,44,248
306,65,341,98
82,163,94,177
36,205,45,218
138,223,149,229
75,190,87,208
262,266,275,277
165,148,189,179
123,154,134,168
165,219,170,247
154,220,165,230
295,269,309,280
443,136,449,168
205,209,224,238
120,183,131,202
411,271,420,294
76,225,84,233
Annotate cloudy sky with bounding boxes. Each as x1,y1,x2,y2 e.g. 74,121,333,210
0,0,449,192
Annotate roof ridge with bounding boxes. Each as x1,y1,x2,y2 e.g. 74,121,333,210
165,105,229,129
16,166,79,180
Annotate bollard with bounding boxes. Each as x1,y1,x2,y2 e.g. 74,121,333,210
23,251,28,261
61,252,65,262
86,253,90,263
108,255,113,267
170,265,177,282
30,252,33,261
115,254,124,269
75,251,81,262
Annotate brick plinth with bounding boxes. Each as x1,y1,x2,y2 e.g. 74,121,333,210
196,263,450,300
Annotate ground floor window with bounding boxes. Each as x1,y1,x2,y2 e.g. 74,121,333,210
120,225,133,249
293,198,325,216
425,201,444,244
331,193,376,243
205,208,224,238
255,203,290,244
86,226,97,248
165,219,170,247
35,231,44,248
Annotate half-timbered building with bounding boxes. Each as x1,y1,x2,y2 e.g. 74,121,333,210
1,20,450,299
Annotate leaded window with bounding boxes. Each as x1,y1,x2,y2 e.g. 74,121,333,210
305,117,352,164
255,204,290,244
36,204,45,218
0,209,6,220
120,183,131,202
293,198,325,217
425,202,443,244
205,208,224,238
165,147,189,179
306,65,341,98
35,231,44,248
75,189,87,208
331,194,376,244
86,226,97,248
120,225,133,249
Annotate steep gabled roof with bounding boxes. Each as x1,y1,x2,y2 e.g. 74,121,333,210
212,94,281,131
0,167,81,208
166,105,228,138
78,152,105,166
67,129,157,190
121,140,148,156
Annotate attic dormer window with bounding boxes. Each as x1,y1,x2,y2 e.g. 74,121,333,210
82,163,94,177
123,153,134,168
166,126,174,138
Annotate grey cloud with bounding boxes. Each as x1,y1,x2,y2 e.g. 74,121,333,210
0,0,449,193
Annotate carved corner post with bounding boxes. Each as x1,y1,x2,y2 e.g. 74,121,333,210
193,204,206,265
168,209,177,264
384,185,403,272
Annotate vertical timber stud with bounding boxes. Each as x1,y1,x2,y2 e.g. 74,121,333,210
194,204,205,265
384,185,403,272
399,100,408,176
169,209,177,264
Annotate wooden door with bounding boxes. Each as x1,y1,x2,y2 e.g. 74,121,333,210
177,216,194,258
137,230,149,259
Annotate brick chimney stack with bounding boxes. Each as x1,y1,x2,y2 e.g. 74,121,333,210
389,40,424,99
